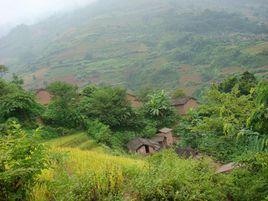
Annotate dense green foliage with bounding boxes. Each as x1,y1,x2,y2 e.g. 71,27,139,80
0,72,268,200
248,81,268,135
79,87,136,130
0,120,48,200
86,120,112,146
218,71,257,95
0,79,43,124
0,1,268,199
179,72,268,162
43,82,81,128
230,152,268,201
144,90,176,128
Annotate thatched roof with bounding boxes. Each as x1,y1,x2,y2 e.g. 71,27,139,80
127,138,160,152
216,163,237,174
172,96,197,106
159,128,173,133
151,135,165,143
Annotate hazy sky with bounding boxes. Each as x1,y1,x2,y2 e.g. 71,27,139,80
0,0,96,27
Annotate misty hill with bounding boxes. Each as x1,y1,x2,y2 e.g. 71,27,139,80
0,0,268,95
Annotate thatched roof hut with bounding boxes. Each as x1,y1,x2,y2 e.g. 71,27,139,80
127,138,160,154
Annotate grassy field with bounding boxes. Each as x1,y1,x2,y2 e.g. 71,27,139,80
30,132,146,200
29,132,241,200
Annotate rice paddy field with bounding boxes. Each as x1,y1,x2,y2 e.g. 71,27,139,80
30,132,147,200
28,132,231,201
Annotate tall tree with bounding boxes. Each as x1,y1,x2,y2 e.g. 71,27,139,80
43,82,81,128
0,79,42,123
144,90,176,128
79,87,135,130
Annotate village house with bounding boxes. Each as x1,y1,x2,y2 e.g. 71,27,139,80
126,92,142,108
151,135,167,149
127,128,174,154
127,138,161,154
157,128,174,146
172,96,199,115
36,89,52,105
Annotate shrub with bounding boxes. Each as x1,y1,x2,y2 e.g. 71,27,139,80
229,152,268,201
130,150,230,201
140,120,157,138
86,120,112,146
0,90,43,124
79,87,136,130
0,120,49,200
144,90,177,128
110,131,137,150
43,81,82,128
35,126,59,140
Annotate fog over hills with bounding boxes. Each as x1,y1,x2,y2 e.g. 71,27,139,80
0,0,268,96
0,0,97,37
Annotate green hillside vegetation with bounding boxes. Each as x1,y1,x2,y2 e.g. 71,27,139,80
0,71,268,200
1,0,268,199
0,0,268,96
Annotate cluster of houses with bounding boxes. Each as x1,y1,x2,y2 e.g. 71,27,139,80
36,89,236,173
36,89,199,116
127,128,200,158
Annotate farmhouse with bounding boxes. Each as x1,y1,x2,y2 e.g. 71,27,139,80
172,96,199,115
127,138,160,154
127,128,174,154
36,89,52,105
126,92,142,108
157,128,174,146
151,135,167,148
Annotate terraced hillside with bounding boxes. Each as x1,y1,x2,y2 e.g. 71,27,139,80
0,0,268,96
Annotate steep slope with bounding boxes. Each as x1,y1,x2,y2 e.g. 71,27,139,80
0,0,268,95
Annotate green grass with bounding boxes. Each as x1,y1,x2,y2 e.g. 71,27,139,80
46,132,110,152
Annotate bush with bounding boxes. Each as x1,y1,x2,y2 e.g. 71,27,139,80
0,120,49,200
79,87,136,130
229,152,268,201
144,90,177,128
130,150,230,201
86,120,112,146
110,131,137,150
43,81,82,129
140,120,157,138
35,126,60,140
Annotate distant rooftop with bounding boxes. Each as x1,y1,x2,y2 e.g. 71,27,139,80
159,128,173,133
127,138,160,152
216,162,236,174
172,96,197,106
